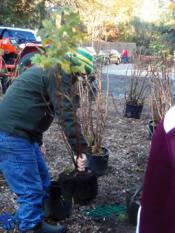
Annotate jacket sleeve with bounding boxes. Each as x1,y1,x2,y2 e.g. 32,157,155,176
46,67,88,155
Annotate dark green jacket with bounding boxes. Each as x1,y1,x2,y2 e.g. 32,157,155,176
0,65,87,155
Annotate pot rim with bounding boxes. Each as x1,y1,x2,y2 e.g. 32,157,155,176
87,146,110,157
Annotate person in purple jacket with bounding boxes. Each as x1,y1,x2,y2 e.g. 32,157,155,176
136,106,175,233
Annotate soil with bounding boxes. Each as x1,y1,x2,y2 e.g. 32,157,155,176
0,97,151,233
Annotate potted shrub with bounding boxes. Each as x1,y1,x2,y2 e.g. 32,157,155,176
77,63,110,176
124,61,149,119
56,130,98,206
58,168,98,205
32,9,98,205
148,55,174,138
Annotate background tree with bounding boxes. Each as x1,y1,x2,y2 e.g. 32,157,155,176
0,0,173,56
0,0,47,28
160,1,175,53
46,0,141,43
130,17,158,53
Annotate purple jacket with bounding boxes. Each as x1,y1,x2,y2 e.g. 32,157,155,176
140,119,175,233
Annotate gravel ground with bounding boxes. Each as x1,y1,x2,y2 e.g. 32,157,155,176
0,97,151,233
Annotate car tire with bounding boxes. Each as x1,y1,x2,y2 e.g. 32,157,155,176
18,52,38,74
115,58,120,65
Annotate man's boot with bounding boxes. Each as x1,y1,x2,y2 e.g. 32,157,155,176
23,221,67,233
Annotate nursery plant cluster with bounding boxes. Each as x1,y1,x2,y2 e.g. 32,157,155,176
124,53,174,130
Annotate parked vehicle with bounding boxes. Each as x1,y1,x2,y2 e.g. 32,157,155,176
0,26,43,93
109,49,121,65
96,49,121,65
0,26,41,43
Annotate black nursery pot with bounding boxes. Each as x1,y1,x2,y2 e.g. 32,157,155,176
124,103,143,119
148,120,157,139
127,200,140,226
126,186,142,226
44,181,72,220
58,170,98,205
86,147,109,176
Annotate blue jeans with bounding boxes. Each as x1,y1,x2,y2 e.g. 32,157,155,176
122,56,129,63
0,131,50,231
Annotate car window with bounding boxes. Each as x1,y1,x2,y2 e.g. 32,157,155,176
0,29,36,43
2,30,10,38
10,30,36,43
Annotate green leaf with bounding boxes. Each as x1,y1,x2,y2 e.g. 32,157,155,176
32,8,86,73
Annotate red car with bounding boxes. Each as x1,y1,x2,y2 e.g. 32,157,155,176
0,27,43,93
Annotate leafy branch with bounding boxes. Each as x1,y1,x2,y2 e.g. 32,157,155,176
32,9,86,73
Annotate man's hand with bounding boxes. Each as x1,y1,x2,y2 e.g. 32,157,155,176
76,153,87,171
40,143,47,155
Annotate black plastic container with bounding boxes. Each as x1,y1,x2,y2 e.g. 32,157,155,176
124,103,143,119
58,170,98,205
44,181,72,220
86,147,109,176
126,185,142,226
148,120,157,139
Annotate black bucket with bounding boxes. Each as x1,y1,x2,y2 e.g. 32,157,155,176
44,181,72,220
124,103,143,119
148,120,157,139
86,147,109,176
126,185,142,226
58,170,98,205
